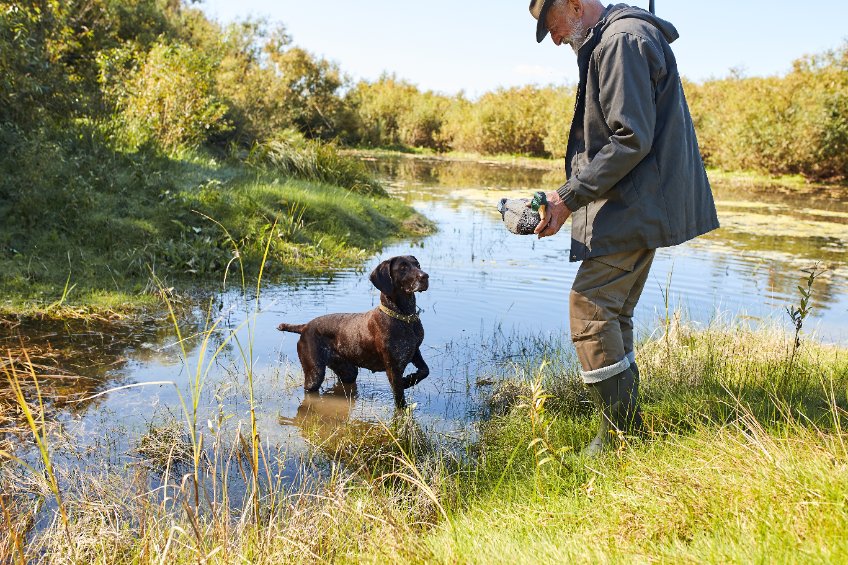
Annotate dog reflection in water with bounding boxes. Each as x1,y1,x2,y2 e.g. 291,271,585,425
279,383,378,456
279,382,429,461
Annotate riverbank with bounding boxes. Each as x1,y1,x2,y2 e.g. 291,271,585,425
346,148,848,199
5,319,846,562
0,148,431,322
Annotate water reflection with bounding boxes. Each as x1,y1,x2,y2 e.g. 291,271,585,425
279,384,361,446
364,155,848,335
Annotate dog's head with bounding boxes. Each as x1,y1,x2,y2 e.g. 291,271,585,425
369,255,429,296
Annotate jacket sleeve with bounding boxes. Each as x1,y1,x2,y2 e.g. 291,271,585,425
557,32,662,211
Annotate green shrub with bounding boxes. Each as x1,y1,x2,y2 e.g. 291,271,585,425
687,42,848,180
397,91,451,150
118,42,229,152
444,86,575,157
346,76,452,150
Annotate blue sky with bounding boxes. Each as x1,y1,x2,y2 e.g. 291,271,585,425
199,1,847,97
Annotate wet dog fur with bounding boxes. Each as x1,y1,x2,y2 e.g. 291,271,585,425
277,255,429,408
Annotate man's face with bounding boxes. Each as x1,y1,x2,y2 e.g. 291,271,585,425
545,1,588,54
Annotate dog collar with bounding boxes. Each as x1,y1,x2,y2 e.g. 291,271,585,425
379,304,419,324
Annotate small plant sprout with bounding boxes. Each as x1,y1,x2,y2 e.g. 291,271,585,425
785,263,826,351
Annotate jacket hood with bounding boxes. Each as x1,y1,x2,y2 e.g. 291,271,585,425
602,4,679,43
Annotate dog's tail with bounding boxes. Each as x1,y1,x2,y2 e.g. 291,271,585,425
277,322,306,334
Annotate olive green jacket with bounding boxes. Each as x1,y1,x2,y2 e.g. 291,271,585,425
557,4,719,261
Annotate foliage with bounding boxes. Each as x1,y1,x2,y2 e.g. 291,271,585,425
444,86,574,157
686,42,848,181
0,0,409,315
0,121,420,316
5,320,848,561
269,46,350,140
346,75,452,150
117,41,230,151
344,46,847,180
347,81,576,158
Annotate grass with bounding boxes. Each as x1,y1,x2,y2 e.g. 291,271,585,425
0,128,432,321
422,319,848,564
428,424,848,564
2,310,847,563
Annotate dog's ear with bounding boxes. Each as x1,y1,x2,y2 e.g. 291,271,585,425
369,258,395,294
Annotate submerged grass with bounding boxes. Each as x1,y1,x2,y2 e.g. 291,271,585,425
2,312,847,563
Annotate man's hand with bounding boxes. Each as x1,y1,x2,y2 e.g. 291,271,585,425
533,190,571,238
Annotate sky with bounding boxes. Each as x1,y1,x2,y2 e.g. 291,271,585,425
199,1,847,97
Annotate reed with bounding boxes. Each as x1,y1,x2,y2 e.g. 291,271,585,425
247,132,387,197
1,349,75,562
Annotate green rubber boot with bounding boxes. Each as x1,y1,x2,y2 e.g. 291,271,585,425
582,366,640,456
630,361,644,433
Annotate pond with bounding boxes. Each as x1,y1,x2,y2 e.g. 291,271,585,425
3,155,847,500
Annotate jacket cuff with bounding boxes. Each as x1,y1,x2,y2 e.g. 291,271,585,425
556,181,580,212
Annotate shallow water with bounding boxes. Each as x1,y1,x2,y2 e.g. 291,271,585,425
3,156,847,492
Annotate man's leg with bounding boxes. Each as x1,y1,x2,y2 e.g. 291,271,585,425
569,249,655,455
617,249,656,432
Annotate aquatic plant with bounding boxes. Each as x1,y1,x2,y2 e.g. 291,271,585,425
1,349,75,562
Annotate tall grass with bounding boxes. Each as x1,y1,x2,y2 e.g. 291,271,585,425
0,123,425,319
1,349,75,562
247,131,387,197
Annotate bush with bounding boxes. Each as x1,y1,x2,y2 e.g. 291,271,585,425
346,76,452,150
118,42,229,151
444,86,575,157
687,42,848,181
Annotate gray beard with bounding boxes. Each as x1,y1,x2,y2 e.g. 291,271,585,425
566,17,588,54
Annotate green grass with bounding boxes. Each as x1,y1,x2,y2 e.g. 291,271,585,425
427,425,848,564
0,129,431,320
418,321,848,564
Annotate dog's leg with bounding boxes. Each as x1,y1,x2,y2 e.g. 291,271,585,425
402,348,430,389
297,336,327,392
384,364,407,408
328,357,358,385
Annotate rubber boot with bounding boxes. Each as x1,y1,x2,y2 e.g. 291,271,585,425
582,366,640,456
630,361,644,433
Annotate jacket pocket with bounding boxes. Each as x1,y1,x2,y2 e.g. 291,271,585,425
630,153,661,198
612,153,660,207
614,176,639,206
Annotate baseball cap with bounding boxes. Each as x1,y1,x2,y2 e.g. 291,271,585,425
529,0,556,43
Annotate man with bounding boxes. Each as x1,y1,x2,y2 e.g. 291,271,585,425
527,0,719,455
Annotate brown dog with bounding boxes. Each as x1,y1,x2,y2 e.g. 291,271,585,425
277,255,430,408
